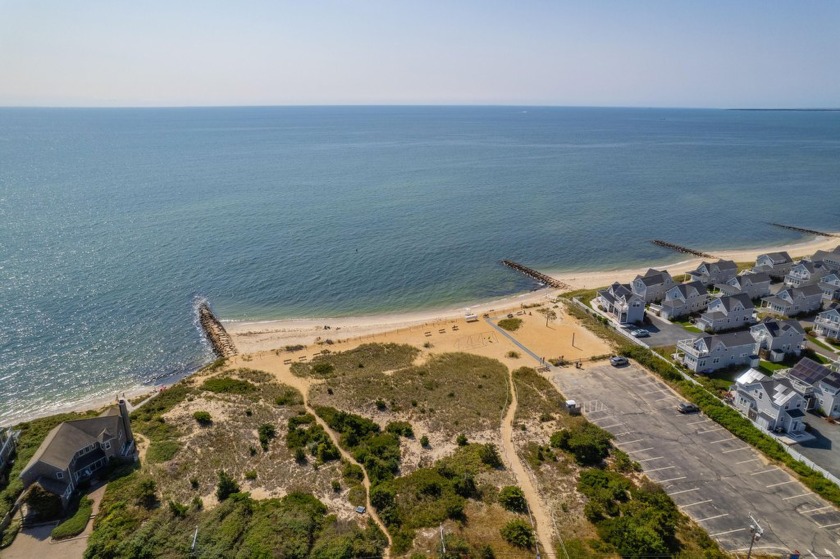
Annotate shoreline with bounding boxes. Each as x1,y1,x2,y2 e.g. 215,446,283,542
5,232,837,427
226,233,840,354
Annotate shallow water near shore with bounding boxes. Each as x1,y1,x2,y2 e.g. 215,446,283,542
2,106,839,425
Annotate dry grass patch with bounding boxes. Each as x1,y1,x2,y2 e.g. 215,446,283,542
290,343,419,378
309,352,510,438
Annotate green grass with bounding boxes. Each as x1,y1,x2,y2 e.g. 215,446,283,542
310,352,510,436
497,318,523,331
757,360,790,375
51,497,93,540
512,367,567,422
290,343,419,378
670,318,703,333
200,377,257,394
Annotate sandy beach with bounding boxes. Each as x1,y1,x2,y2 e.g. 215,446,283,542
227,234,840,354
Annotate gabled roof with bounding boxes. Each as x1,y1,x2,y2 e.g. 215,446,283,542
710,293,753,313
714,260,738,271
789,357,833,387
818,308,840,321
736,368,769,386
635,269,671,287
741,272,770,284
751,318,805,338
697,330,756,351
667,281,706,299
798,284,825,297
759,251,792,265
23,412,122,471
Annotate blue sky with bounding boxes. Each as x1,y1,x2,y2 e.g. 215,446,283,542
1,1,838,107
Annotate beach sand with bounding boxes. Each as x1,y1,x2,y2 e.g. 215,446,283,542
227,234,840,354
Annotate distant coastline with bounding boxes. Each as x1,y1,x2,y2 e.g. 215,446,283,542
729,108,840,112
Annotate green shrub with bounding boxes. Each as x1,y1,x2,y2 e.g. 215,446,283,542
201,377,257,394
478,443,502,468
312,362,335,377
216,470,240,501
146,439,181,463
506,351,520,358
498,318,523,332
24,484,63,520
244,470,257,481
550,423,612,465
258,423,276,451
168,500,188,518
456,433,468,446
385,421,414,438
420,435,430,448
500,518,534,549
51,497,93,539
193,411,212,425
498,486,527,513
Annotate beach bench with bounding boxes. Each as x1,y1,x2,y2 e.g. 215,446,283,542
424,331,432,337
452,325,459,331
283,359,292,365
438,329,446,334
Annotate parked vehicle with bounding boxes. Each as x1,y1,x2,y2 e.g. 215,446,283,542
631,329,650,338
610,356,629,367
677,402,699,414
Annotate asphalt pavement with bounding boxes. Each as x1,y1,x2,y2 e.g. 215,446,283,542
549,362,840,558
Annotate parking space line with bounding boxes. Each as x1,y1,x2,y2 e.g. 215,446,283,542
682,499,712,508
783,493,812,501
687,418,708,425
613,431,631,436
670,487,699,495
711,527,747,537
767,480,797,488
722,447,751,454
653,396,671,402
736,458,760,464
637,456,664,463
659,476,686,483
751,468,779,476
709,437,734,444
600,423,624,429
697,513,729,522
698,427,725,434
819,522,840,529
628,447,654,454
647,465,675,473
620,439,644,445
802,506,834,514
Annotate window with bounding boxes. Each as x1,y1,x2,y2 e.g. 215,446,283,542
104,441,111,450
56,471,63,479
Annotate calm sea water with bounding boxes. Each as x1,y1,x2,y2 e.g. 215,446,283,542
2,106,839,424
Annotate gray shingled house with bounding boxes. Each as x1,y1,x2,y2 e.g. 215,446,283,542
631,268,674,304
753,251,794,279
596,282,645,324
695,293,756,332
19,400,135,508
779,358,840,418
761,284,824,317
749,318,805,362
717,272,772,300
688,259,738,286
659,281,709,320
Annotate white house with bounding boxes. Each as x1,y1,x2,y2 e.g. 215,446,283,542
659,281,709,320
749,319,805,362
675,331,758,373
695,293,756,332
761,285,824,317
631,269,674,304
754,251,794,279
784,261,830,288
814,308,840,340
781,357,840,418
718,272,772,300
688,260,738,287
596,282,646,324
732,369,807,433
819,274,840,302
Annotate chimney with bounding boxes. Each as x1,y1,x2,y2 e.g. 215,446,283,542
118,399,134,445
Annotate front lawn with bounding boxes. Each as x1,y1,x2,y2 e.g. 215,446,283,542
757,360,789,376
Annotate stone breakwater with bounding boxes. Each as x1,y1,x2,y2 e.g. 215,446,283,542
198,302,238,358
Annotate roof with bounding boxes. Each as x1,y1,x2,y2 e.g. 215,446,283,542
742,272,771,284
720,292,754,311
636,271,669,287
715,260,738,271
700,330,757,350
751,318,805,337
736,368,769,385
759,251,792,265
23,409,123,472
667,281,705,299
788,358,833,387
34,476,70,497
797,284,824,297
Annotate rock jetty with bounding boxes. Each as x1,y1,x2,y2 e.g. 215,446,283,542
501,260,571,290
198,302,238,358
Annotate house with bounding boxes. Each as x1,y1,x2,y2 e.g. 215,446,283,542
753,251,794,279
717,272,772,300
732,369,807,433
810,245,840,270
750,319,805,362
784,261,830,288
814,308,840,341
780,357,840,418
659,281,709,320
761,284,824,317
596,282,645,324
631,268,675,304
818,273,840,302
675,331,758,373
688,259,738,286
695,293,756,332
20,400,135,508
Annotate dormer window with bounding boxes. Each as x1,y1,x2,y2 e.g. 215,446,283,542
56,471,63,479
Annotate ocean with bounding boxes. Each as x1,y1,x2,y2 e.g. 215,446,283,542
1,106,839,425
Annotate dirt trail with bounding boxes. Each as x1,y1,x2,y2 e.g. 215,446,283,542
228,355,393,558
500,370,557,559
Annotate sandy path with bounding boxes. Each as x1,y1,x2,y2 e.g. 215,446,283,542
227,354,393,558
500,368,557,559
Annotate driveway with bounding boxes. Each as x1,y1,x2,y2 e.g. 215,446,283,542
549,363,840,557
642,313,699,348
797,413,840,480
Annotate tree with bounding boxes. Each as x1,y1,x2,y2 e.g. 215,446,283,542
216,470,240,501
500,519,535,549
550,423,612,466
537,307,558,327
455,433,468,446
498,486,527,513
258,423,276,451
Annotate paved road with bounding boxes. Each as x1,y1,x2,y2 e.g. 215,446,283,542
643,313,699,348
549,363,840,558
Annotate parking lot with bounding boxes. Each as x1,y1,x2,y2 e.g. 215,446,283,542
642,313,700,348
550,363,840,557
798,415,840,480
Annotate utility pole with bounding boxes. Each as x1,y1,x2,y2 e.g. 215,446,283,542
745,513,763,559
